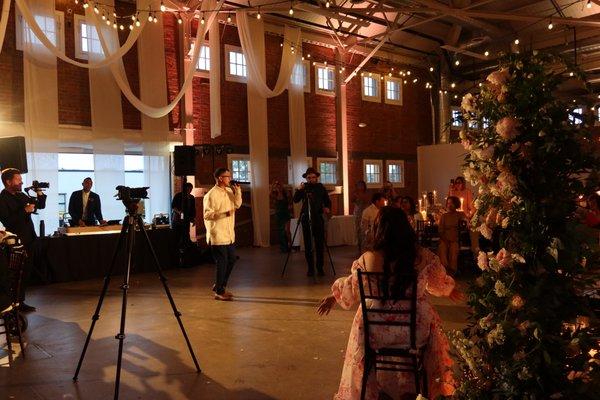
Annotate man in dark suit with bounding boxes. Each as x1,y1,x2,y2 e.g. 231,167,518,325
172,182,196,266
293,167,331,276
68,177,106,226
0,168,47,312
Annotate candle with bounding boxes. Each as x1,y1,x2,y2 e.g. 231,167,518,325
433,190,437,204
418,198,423,211
459,197,464,211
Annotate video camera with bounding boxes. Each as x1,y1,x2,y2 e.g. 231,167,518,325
24,180,49,196
115,185,149,203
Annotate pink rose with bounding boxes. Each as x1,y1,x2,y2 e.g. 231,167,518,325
486,68,510,86
495,248,512,267
477,251,489,271
511,294,525,309
496,117,520,141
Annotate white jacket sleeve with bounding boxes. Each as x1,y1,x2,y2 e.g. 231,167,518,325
233,188,242,209
203,191,223,221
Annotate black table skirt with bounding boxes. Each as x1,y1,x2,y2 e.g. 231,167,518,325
34,228,179,283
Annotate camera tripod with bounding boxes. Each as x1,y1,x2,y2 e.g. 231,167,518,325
73,200,200,400
281,191,336,278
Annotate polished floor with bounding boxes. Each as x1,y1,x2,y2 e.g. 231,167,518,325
0,246,468,400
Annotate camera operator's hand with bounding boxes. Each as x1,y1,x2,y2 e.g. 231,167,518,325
24,203,36,214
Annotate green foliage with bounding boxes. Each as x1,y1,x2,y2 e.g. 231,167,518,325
449,52,600,399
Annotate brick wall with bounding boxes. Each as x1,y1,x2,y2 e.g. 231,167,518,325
0,6,433,244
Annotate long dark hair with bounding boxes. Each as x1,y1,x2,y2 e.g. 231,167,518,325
372,207,417,297
402,196,417,214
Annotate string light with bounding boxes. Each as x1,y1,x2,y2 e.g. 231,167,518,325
129,24,134,30
200,14,205,25
227,14,232,23
569,71,574,77
82,2,89,9
160,1,166,12
93,5,99,14
256,8,261,19
289,2,294,15
406,70,411,76
413,78,418,83
548,20,553,30
106,19,111,26
514,38,520,45
587,0,592,9
307,54,311,58
403,80,407,84
325,0,330,8
177,14,182,24
113,21,117,29
454,59,460,66
451,82,456,88
153,15,158,23
74,0,78,4
148,13,153,22
484,50,489,57
135,19,141,27
113,12,117,17
429,66,434,72
119,24,124,30
101,13,106,20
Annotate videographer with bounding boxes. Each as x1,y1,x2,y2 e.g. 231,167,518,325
293,167,331,276
203,168,242,301
0,168,47,312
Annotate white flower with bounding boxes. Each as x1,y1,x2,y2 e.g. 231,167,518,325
487,68,510,86
495,117,520,141
518,366,531,380
486,324,505,346
474,198,482,210
461,93,477,113
501,217,510,228
477,251,489,270
479,313,494,329
547,247,558,262
478,223,493,239
494,280,508,297
512,253,525,263
497,171,518,193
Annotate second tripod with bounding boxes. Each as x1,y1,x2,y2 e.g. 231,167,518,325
73,200,201,400
281,192,336,278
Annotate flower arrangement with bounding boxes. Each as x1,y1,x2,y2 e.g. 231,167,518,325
449,52,600,399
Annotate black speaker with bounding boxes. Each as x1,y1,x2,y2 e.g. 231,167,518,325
0,136,28,173
173,145,196,176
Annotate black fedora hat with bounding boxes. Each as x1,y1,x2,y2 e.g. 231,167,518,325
302,167,320,178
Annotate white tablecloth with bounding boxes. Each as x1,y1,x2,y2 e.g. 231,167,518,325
291,215,356,247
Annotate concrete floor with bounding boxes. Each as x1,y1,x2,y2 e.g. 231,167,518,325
0,246,468,400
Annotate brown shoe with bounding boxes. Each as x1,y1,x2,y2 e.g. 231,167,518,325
214,293,232,301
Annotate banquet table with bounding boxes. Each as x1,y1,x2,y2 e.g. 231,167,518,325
290,215,356,247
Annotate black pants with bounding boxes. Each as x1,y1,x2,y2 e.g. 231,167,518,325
301,215,325,273
211,244,236,295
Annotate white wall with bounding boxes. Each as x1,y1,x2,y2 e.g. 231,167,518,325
417,143,468,200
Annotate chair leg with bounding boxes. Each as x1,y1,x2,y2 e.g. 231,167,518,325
2,316,13,363
421,366,428,398
13,310,25,358
360,355,372,400
413,357,420,395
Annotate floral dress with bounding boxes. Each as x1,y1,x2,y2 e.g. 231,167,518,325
331,249,456,400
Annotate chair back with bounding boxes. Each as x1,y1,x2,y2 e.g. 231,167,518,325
356,269,418,351
1,237,27,304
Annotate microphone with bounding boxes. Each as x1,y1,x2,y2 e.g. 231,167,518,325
230,180,250,186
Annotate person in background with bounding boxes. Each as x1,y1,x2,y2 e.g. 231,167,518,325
203,168,242,301
271,180,292,253
317,207,461,399
293,167,332,277
438,196,467,275
396,195,423,230
448,176,478,256
0,168,47,312
382,180,397,202
583,193,600,229
361,193,386,250
352,180,369,256
172,182,196,264
68,177,106,227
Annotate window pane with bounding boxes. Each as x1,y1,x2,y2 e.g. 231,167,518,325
124,155,144,171
58,154,94,170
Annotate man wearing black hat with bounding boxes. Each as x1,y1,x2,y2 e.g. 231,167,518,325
293,167,331,276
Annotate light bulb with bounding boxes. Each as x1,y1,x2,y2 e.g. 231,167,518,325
227,14,232,23
129,24,133,30
257,11,261,19
119,24,124,30
135,20,141,27
148,14,153,22
325,0,330,8
454,59,460,66
587,0,592,9
113,12,116,17
94,5,99,14
407,70,411,75
429,67,433,72
106,19,110,25
451,82,456,88
160,2,166,12
569,71,574,77
484,50,489,57
74,0,78,4
307,54,311,58
113,22,117,28
153,16,158,23
289,7,294,15
177,16,182,24
132,15,136,21
102,14,106,20
403,80,407,84
514,38,520,45
548,21,553,30
200,15,205,25
83,2,89,8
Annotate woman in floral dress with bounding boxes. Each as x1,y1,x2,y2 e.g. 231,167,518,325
318,207,462,400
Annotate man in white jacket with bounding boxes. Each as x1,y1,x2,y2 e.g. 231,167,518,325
203,167,243,301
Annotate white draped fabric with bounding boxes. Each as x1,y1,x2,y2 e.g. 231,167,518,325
0,0,11,55
137,0,170,220
208,0,221,138
14,0,147,69
93,0,223,118
236,12,302,246
87,1,125,221
22,0,59,234
288,55,308,188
